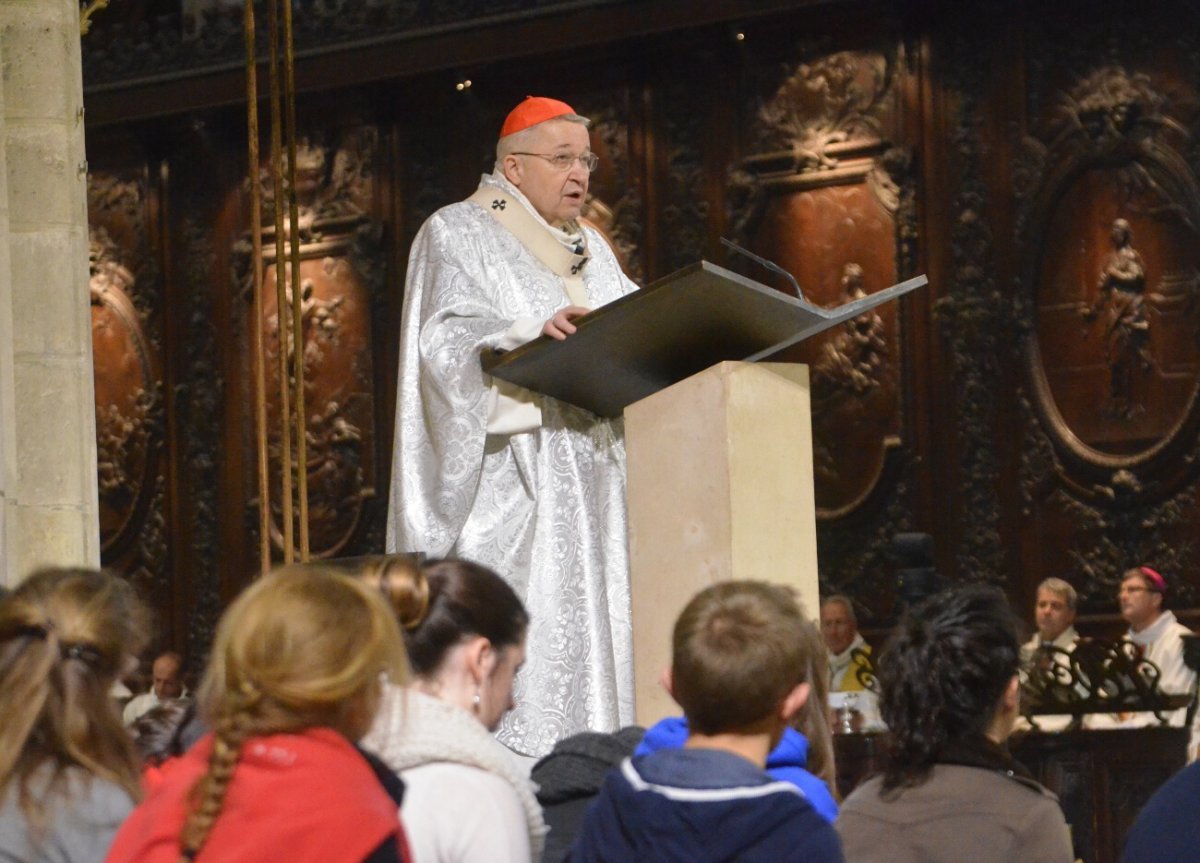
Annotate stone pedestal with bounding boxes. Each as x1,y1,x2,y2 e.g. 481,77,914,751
625,361,819,724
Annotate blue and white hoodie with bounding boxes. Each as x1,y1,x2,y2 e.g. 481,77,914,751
568,747,844,863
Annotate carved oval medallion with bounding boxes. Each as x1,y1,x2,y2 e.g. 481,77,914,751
92,277,157,555
1030,163,1200,470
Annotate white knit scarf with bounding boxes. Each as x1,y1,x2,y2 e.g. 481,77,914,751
362,686,547,860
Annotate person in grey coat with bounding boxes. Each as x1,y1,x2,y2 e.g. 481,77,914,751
835,584,1074,863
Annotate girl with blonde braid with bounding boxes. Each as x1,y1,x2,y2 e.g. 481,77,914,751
0,567,151,862
107,566,412,863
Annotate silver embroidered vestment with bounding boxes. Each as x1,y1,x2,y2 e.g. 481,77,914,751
387,174,637,756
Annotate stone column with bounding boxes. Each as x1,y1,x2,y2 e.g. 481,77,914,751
0,0,99,585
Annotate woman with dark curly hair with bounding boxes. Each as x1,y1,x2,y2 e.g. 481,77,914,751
835,584,1073,863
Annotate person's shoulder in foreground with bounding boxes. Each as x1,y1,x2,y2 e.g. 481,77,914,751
836,583,1073,863
636,715,838,823
1123,760,1200,863
837,761,1071,863
570,580,844,863
569,747,842,863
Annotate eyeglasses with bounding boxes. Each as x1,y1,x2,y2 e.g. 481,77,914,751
1119,586,1150,595
512,151,599,172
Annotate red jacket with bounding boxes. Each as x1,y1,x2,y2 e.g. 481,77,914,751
107,727,410,863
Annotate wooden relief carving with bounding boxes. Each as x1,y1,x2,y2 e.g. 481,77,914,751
179,214,223,661
1021,66,1200,476
239,129,381,560
91,232,159,556
659,78,710,274
724,43,915,615
1012,51,1200,607
86,1,626,88
731,49,907,521
87,172,169,605
931,27,1009,586
580,99,644,283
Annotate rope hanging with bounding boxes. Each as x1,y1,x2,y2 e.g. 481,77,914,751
245,0,310,573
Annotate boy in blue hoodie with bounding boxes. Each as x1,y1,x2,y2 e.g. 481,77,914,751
568,581,844,863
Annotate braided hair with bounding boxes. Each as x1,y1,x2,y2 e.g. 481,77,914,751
877,583,1022,791
177,566,408,861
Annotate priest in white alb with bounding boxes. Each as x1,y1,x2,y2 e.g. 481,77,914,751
387,97,638,756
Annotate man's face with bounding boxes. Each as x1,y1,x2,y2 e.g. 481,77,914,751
504,120,592,228
821,602,857,655
1118,574,1162,631
152,656,183,699
1035,588,1076,643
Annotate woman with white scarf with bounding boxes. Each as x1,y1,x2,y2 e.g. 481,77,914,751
360,558,547,863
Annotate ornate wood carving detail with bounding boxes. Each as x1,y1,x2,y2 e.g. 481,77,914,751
712,41,916,617
236,128,382,560
91,229,162,555
1017,64,1200,477
755,48,893,168
581,100,644,284
88,171,171,611
931,29,1010,585
406,123,454,238
83,0,638,87
658,79,708,274
88,174,163,339
726,45,913,612
817,465,915,622
179,216,224,659
1014,47,1200,606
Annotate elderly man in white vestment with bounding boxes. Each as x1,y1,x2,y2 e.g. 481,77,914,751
387,96,639,756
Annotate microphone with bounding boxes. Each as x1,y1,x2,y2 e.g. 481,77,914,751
720,237,806,301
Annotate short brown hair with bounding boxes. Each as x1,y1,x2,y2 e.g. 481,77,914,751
671,581,810,735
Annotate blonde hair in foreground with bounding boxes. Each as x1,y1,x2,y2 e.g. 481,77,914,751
0,567,150,830
179,566,409,860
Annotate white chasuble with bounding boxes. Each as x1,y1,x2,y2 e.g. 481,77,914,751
387,172,638,755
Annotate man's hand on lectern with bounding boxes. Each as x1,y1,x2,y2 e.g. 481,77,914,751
543,305,590,341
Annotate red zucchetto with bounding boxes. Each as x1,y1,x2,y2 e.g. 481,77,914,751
500,96,577,138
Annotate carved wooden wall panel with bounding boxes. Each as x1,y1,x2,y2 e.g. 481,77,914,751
236,129,385,561
1007,4,1200,616
87,168,173,646
729,37,917,618
82,0,1200,655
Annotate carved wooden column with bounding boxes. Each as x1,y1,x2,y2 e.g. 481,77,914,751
0,0,99,584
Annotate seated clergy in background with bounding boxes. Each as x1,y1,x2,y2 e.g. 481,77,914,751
822,595,871,692
386,96,641,756
1022,578,1079,659
123,651,187,725
1018,578,1080,733
1085,566,1197,741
